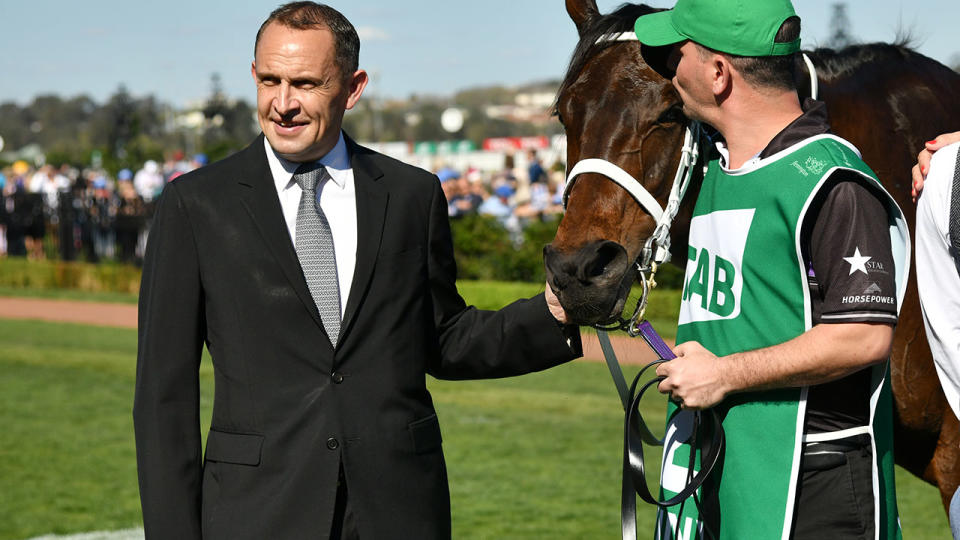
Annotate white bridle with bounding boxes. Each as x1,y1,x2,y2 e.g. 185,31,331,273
562,123,703,271
560,31,703,273
561,31,819,273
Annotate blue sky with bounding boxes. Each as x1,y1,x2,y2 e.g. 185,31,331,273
2,1,957,107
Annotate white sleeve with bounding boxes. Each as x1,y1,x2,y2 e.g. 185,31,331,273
916,142,960,420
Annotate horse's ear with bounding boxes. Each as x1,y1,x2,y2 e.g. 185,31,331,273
566,0,599,36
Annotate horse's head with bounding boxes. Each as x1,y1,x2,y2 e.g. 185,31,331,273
545,0,693,326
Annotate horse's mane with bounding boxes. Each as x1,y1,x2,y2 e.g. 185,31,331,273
558,4,956,106
556,3,662,106
800,41,939,83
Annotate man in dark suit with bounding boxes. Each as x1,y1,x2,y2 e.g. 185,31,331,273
133,2,580,539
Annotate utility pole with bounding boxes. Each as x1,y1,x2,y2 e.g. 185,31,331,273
827,3,852,50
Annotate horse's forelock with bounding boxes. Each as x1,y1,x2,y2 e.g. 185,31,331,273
556,3,664,109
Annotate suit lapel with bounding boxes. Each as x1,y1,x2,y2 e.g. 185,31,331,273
235,135,324,330
340,139,387,344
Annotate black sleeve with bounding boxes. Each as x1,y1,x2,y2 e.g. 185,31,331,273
424,178,581,380
133,180,205,539
804,173,898,325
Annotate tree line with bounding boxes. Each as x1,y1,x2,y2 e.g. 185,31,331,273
0,82,257,175
0,79,565,176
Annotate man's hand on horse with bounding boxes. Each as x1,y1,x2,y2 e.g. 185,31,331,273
544,280,570,324
656,341,729,410
912,131,960,201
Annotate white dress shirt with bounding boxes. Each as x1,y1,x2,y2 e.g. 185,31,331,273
916,142,960,420
264,132,357,316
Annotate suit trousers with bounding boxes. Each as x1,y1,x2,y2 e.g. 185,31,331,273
331,465,360,540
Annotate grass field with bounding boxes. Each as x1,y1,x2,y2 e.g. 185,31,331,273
0,286,138,305
0,314,950,539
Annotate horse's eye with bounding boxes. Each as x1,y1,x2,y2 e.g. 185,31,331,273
552,107,565,126
657,106,684,125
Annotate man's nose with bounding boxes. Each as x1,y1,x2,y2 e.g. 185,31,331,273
275,83,300,115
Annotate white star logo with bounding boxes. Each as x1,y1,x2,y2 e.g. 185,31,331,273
843,247,871,275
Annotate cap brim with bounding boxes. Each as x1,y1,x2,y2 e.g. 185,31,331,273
640,44,676,79
633,11,685,48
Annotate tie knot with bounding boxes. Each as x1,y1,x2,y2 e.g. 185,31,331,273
293,163,325,192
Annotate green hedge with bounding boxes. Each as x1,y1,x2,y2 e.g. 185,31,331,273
0,258,141,294
450,215,560,282
0,217,687,292
450,214,686,286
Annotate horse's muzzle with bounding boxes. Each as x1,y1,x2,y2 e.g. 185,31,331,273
543,240,633,325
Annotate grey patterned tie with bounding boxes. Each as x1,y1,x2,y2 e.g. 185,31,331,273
293,163,341,347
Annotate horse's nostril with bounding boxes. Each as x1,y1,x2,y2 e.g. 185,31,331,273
588,243,623,278
577,241,627,283
550,273,567,291
545,240,628,289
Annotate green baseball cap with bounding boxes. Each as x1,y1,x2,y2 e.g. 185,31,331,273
634,0,800,57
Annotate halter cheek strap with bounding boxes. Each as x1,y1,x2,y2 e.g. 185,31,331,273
562,121,703,270
802,53,819,100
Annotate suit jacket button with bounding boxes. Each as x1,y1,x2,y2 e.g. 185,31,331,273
331,372,344,384
326,437,339,450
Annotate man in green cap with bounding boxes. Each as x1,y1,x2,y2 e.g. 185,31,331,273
634,1,907,539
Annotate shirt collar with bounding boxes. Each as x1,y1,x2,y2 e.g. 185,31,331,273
264,131,351,191
713,141,762,171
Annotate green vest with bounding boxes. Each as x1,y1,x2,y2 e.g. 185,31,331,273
656,135,909,540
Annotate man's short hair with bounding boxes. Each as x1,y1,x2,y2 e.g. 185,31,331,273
696,16,801,92
254,2,360,78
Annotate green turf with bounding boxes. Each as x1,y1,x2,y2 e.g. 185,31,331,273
0,285,139,304
0,319,949,539
0,279,680,340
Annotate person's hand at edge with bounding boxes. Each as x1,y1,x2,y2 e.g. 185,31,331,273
912,131,960,201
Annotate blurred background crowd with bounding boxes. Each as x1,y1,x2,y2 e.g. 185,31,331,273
438,149,565,237
0,147,566,265
0,153,207,264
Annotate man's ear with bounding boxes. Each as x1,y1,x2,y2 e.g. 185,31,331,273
345,70,369,110
251,61,258,82
711,55,731,97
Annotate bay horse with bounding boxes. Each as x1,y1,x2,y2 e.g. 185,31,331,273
545,0,960,509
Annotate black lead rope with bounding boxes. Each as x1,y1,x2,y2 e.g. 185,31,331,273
598,325,725,540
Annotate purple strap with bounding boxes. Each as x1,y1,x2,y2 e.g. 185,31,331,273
637,320,676,360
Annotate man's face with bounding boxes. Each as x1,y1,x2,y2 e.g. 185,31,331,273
252,23,366,162
667,41,713,122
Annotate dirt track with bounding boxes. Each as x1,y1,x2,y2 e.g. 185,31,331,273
0,297,138,329
0,296,668,365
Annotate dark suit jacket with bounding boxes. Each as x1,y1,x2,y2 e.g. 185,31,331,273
133,135,581,539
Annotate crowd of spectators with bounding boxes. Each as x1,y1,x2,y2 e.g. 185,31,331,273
438,150,565,241
0,148,564,264
0,153,207,264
